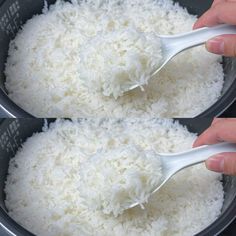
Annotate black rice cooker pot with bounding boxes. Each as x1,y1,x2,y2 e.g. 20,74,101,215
0,0,235,117
0,118,235,235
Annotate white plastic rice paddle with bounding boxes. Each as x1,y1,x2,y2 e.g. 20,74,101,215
128,24,236,91
128,142,236,209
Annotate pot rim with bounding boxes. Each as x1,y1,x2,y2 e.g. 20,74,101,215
0,0,235,118
0,118,236,236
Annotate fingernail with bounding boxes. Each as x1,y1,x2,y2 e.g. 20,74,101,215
206,155,224,173
206,37,225,55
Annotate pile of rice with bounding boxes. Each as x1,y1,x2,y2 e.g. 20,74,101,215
5,0,224,117
78,28,163,98
79,145,163,216
5,119,224,236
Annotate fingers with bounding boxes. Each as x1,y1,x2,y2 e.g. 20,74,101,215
206,152,236,175
191,2,236,175
211,118,225,125
194,119,236,176
193,119,236,147
193,2,236,29
212,0,225,7
206,35,236,57
211,0,236,7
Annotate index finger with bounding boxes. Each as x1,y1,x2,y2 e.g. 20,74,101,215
211,118,227,125
211,0,236,7
193,119,236,147
193,2,236,29
212,0,225,7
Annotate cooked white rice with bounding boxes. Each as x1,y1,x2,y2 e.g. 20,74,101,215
78,28,163,98
5,0,224,117
5,119,224,236
79,145,162,216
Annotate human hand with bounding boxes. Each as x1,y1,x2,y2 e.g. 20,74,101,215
193,0,236,57
193,118,236,175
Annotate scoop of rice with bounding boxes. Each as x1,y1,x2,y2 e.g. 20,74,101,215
79,145,162,216
78,28,162,98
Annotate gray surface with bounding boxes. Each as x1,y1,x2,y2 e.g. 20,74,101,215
0,226,13,236
0,227,7,235
0,110,7,118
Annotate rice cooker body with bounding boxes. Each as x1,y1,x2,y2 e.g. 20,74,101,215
0,118,236,236
0,0,235,117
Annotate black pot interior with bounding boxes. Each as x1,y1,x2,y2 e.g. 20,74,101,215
0,0,235,117
0,118,235,236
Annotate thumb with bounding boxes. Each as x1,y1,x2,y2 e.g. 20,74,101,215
206,35,236,57
206,153,236,175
